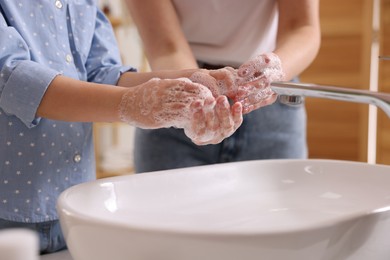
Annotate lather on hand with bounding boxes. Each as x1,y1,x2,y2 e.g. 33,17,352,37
190,52,283,114
236,52,284,113
118,78,243,145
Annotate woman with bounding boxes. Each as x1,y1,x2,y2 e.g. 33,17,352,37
125,0,321,172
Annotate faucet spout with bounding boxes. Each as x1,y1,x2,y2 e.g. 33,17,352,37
270,82,390,118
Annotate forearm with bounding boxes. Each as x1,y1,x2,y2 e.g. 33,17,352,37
274,25,320,80
37,75,126,122
274,0,321,80
117,69,198,88
125,0,197,71
149,52,198,71
37,68,219,123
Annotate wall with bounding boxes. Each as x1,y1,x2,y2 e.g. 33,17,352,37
377,0,390,164
300,0,374,162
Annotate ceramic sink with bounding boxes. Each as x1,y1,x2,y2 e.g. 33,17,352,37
57,159,390,260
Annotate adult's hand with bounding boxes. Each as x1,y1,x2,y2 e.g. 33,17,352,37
235,52,283,113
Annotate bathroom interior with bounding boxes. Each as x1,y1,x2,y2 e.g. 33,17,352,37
3,0,390,259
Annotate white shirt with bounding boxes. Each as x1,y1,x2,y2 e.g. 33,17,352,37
172,0,278,67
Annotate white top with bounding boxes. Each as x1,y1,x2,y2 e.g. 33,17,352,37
172,0,278,67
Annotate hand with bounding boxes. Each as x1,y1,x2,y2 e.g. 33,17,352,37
190,67,238,99
235,52,283,113
190,53,282,114
118,77,214,129
184,95,243,145
118,78,243,145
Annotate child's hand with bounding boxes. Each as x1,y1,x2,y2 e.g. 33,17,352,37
118,78,210,129
184,95,242,145
190,67,238,99
118,78,242,145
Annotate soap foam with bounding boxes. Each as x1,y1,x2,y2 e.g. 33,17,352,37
118,77,214,131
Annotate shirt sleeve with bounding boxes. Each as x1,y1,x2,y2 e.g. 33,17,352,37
0,13,59,128
86,7,136,85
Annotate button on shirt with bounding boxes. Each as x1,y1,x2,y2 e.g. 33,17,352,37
0,0,134,222
55,0,63,9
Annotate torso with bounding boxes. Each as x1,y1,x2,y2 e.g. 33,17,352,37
172,0,278,66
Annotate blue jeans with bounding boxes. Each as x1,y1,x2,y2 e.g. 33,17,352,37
0,218,66,254
134,98,307,173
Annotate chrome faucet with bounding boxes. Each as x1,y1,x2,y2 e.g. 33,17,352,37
270,82,390,118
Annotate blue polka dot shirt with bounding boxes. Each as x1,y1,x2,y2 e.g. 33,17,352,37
0,0,134,222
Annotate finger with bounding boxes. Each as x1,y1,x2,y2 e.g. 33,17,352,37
190,71,220,97
237,53,282,80
231,102,243,129
163,102,188,111
241,93,277,114
180,80,214,97
237,55,269,78
237,86,273,105
233,78,270,102
215,96,234,134
164,81,214,108
196,97,220,144
159,79,198,97
203,97,217,129
224,66,237,73
187,100,207,142
209,68,238,97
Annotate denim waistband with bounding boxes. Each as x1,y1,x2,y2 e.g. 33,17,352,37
197,61,238,70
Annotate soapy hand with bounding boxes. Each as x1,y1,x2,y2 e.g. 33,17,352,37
118,78,243,145
190,53,283,114
190,67,238,98
185,95,243,145
236,52,283,113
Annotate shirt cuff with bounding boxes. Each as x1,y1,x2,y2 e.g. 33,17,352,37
0,61,59,128
94,65,136,85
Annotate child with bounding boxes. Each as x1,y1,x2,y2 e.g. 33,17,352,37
0,0,253,254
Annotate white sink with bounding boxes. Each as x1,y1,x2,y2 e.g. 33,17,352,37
57,159,390,260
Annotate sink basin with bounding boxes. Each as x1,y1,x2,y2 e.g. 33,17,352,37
57,159,390,260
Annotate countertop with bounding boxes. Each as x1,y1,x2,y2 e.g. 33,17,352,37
40,250,73,260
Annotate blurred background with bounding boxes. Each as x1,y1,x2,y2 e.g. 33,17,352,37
95,0,390,178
